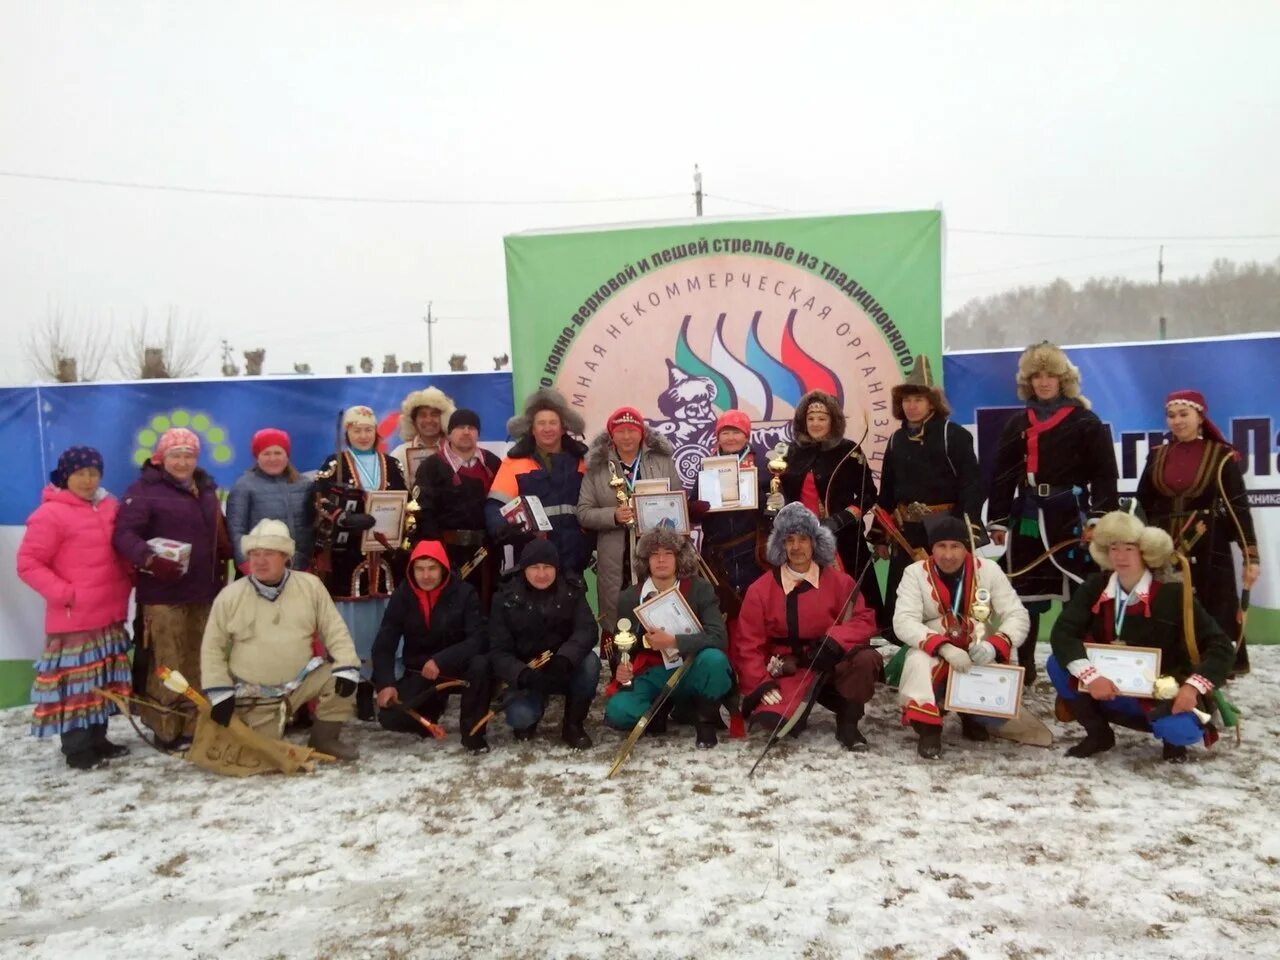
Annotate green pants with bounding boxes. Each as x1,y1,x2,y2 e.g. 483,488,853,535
604,648,733,730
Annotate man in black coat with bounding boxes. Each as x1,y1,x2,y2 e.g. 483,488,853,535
372,539,492,753
489,539,600,748
413,409,503,614
875,355,985,644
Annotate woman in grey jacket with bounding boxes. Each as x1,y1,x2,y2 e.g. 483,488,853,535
226,428,315,572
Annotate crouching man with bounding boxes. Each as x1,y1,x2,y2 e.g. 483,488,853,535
201,519,362,761
895,516,1029,759
731,503,880,750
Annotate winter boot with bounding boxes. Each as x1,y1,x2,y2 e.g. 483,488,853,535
308,719,360,761
66,750,108,770
835,701,869,752
1162,742,1189,764
693,697,721,749
512,724,538,742
911,720,942,760
1064,696,1115,759
561,697,593,750
644,699,674,737
462,732,490,755
356,681,376,722
960,714,990,742
91,724,130,759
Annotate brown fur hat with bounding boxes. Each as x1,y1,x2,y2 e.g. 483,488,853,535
398,386,456,441
792,390,846,447
1015,342,1091,409
1088,511,1174,571
633,528,699,581
506,387,586,440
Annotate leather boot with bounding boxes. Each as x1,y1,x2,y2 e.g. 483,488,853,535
960,714,990,742
561,697,593,750
308,719,360,761
693,697,721,749
644,699,674,737
1064,696,1115,759
1162,742,1189,764
911,720,942,760
835,700,869,752
512,724,538,742
356,681,376,722
91,724,130,759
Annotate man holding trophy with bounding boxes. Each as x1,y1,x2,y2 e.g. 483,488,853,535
603,529,732,749
894,516,1029,759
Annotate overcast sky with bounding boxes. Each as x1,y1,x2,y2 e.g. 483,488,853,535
2,1,1277,384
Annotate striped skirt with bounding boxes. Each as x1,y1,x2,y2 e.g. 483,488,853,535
30,623,132,738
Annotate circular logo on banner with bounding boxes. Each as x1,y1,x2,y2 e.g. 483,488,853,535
132,409,234,465
553,255,907,482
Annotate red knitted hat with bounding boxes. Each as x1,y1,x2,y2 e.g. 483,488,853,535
607,406,645,435
714,410,751,438
251,427,291,459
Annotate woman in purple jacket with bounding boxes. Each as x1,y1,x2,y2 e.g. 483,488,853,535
18,447,135,769
113,428,229,748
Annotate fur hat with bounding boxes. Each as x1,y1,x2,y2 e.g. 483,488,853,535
344,405,377,429
241,518,296,558
1088,511,1174,571
792,390,847,447
632,528,699,582
765,502,837,567
891,354,952,420
398,387,456,441
1015,342,1091,409
506,387,585,440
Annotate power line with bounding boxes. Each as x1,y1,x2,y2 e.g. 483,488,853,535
703,193,791,212
951,226,1280,241
947,244,1157,279
0,170,686,207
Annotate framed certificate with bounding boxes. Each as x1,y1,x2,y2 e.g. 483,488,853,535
1084,643,1162,697
404,447,432,484
944,663,1024,720
361,490,408,551
632,478,671,495
699,455,740,503
635,587,702,668
633,490,690,535
703,468,760,513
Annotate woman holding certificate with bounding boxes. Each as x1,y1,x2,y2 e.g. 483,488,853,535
699,410,767,614
576,406,682,637
603,529,732,748
314,405,408,717
780,390,880,620
1137,390,1258,675
1048,510,1234,763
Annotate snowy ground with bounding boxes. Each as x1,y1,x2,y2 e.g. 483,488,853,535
2,647,1277,960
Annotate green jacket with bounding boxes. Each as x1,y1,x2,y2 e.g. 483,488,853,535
616,577,727,663
1050,573,1233,690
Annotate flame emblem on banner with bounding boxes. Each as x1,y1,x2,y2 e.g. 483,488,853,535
674,308,843,420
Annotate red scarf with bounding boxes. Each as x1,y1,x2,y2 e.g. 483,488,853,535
1024,406,1074,476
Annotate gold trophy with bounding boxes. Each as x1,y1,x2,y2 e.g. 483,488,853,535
401,486,421,550
613,618,638,689
764,442,788,516
608,461,635,527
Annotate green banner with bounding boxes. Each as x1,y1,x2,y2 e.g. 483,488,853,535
504,210,942,481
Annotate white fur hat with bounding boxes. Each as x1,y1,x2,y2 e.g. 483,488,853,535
1088,511,1174,571
398,387,456,441
241,518,296,558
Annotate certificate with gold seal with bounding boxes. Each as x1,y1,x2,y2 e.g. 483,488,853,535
944,663,1024,720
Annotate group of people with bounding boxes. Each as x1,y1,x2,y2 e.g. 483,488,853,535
16,342,1258,771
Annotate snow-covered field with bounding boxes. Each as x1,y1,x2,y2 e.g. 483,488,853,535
2,647,1277,960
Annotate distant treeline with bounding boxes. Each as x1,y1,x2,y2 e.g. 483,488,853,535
945,257,1280,349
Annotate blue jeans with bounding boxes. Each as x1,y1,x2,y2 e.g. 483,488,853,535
1047,655,1204,748
504,654,601,731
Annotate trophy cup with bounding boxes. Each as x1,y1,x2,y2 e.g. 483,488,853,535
970,587,991,624
764,442,788,516
608,461,635,527
401,486,421,550
613,618,638,688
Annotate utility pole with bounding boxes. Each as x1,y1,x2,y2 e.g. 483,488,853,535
693,164,703,217
423,301,438,371
1157,245,1167,340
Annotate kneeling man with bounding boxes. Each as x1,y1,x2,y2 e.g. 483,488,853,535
895,516,1029,759
201,519,362,761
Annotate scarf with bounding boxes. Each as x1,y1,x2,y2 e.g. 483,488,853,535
350,448,382,490
249,569,291,602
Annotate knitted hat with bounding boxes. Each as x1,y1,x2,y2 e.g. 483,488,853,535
924,515,969,548
1164,389,1232,448
448,408,481,432
765,502,837,567
715,410,752,438
50,446,104,488
517,537,560,570
251,428,291,459
344,405,377,429
151,428,200,465
240,518,296,557
607,406,645,435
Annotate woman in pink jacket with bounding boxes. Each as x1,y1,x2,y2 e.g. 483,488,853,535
17,447,134,769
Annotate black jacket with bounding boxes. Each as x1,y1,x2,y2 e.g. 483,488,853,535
488,573,598,685
371,574,485,688
414,448,503,538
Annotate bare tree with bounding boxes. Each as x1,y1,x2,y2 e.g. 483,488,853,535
492,353,510,371
448,353,468,371
26,305,110,382
244,349,265,376
294,362,313,375
116,308,210,379
382,354,398,373
401,360,423,373
345,364,356,374
359,357,374,374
